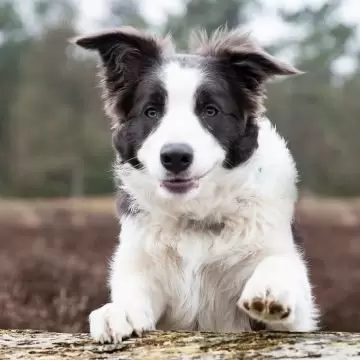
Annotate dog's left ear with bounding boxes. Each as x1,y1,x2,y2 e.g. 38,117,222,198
189,27,302,83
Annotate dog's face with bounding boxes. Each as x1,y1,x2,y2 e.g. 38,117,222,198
74,27,299,207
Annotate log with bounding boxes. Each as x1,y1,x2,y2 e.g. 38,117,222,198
1,329,360,359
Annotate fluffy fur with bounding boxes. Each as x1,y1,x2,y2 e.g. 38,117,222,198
73,26,319,343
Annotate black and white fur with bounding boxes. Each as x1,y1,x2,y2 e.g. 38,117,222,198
73,26,319,343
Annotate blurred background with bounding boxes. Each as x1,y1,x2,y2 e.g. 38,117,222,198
1,0,360,333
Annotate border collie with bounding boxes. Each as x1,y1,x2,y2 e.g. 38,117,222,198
73,26,319,343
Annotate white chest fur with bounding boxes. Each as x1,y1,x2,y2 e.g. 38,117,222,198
112,211,292,332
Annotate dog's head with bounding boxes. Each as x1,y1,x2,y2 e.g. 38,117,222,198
73,27,299,215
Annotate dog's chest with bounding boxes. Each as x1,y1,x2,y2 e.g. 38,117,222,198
154,227,256,331
174,235,211,295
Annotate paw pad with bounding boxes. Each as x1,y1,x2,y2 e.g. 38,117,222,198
239,293,291,322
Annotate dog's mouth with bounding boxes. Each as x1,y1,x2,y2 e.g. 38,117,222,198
160,166,216,194
160,162,219,195
161,177,199,194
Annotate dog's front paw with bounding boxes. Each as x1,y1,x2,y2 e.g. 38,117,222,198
89,303,155,343
237,276,295,325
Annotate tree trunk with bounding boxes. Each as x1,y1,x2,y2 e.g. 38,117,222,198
1,330,359,359
70,158,85,197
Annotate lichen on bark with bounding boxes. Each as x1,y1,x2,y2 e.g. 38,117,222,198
1,329,360,359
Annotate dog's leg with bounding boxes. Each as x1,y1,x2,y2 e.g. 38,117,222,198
237,254,318,331
89,245,166,343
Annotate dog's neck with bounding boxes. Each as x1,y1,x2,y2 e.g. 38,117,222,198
178,216,225,234
115,189,225,234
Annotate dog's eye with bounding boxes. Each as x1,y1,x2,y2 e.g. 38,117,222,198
204,105,219,117
144,107,159,119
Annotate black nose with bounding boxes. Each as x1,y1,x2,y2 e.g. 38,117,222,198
160,143,194,173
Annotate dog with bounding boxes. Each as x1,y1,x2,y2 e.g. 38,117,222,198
73,26,319,343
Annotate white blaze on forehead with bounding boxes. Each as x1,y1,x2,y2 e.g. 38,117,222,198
155,60,207,144
161,61,203,111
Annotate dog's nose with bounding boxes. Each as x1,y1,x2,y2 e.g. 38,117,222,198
160,143,194,173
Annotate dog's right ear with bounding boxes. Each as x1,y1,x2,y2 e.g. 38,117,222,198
71,27,174,76
71,27,175,123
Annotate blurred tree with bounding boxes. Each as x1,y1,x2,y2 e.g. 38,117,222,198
163,0,260,50
267,0,359,195
105,0,148,29
0,0,23,37
8,0,112,197
0,0,29,192
279,0,355,83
